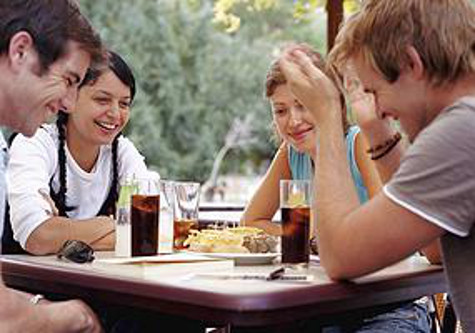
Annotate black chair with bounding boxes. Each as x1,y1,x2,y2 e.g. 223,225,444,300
1,202,27,254
441,296,459,333
431,293,460,333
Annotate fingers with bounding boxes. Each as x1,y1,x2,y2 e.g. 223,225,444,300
281,50,326,83
343,71,363,97
279,53,307,84
291,50,327,81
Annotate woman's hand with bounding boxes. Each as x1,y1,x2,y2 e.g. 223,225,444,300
279,49,341,126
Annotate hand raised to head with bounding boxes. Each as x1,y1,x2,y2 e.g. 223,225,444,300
279,49,341,125
342,64,384,132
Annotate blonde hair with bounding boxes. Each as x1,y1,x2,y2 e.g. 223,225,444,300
265,43,350,134
329,0,475,86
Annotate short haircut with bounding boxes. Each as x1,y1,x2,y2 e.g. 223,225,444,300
329,0,475,86
0,0,103,73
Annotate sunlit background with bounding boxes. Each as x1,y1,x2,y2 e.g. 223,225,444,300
80,0,357,203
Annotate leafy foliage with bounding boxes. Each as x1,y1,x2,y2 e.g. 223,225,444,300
80,0,326,181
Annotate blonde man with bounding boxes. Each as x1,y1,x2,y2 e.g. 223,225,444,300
279,0,475,331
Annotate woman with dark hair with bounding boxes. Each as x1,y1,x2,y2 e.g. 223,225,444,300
7,50,150,255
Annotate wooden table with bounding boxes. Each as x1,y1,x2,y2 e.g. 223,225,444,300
0,253,446,331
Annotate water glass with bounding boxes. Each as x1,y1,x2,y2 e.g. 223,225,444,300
173,181,200,250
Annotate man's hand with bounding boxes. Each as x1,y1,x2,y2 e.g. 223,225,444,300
0,285,103,333
279,49,341,126
342,64,381,132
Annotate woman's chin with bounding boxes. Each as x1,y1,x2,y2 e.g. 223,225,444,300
289,137,312,152
289,143,310,155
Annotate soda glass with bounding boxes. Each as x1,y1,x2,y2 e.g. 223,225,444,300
173,182,200,250
280,179,312,267
131,172,160,256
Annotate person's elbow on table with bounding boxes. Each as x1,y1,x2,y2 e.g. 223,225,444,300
25,230,60,255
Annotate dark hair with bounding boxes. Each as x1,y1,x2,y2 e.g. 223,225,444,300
80,51,136,102
0,0,103,73
52,51,136,217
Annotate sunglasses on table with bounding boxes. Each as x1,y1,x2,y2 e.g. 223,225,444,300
57,240,95,264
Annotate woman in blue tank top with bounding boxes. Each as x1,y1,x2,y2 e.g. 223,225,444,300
241,44,431,333
241,44,381,236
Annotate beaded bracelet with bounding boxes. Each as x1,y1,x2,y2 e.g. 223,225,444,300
370,132,402,160
366,131,402,154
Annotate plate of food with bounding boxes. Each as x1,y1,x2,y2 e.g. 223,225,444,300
200,252,279,265
183,226,280,265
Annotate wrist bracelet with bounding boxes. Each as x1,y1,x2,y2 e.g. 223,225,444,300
29,294,45,305
370,133,401,160
366,132,402,154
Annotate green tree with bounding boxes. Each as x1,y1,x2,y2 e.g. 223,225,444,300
80,0,325,182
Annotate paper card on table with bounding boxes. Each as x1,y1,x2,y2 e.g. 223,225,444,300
142,259,235,279
190,272,314,282
96,252,233,265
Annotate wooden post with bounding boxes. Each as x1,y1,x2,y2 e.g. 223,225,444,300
326,0,344,53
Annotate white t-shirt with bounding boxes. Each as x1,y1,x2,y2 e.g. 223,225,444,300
7,124,150,248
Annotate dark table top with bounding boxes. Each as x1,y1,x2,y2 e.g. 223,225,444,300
0,253,446,328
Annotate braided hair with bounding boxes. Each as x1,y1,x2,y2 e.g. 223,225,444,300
51,51,136,218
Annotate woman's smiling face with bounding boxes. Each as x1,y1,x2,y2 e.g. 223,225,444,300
68,69,132,147
271,84,316,154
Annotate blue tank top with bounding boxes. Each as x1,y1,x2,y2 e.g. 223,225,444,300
288,125,369,203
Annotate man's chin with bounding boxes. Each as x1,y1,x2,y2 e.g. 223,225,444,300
19,127,38,138
17,121,41,138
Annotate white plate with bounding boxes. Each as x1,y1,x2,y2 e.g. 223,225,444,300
198,252,280,265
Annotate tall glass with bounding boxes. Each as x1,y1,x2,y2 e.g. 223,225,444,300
159,180,175,254
280,180,312,267
173,182,200,250
131,173,160,256
115,176,138,257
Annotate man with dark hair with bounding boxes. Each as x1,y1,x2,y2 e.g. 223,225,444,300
0,0,103,331
0,0,103,137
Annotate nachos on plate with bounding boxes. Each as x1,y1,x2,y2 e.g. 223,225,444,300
184,226,278,254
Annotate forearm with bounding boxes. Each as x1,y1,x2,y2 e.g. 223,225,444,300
25,216,115,255
421,239,442,264
0,285,101,332
0,286,47,332
241,144,288,237
242,218,282,236
316,116,362,274
360,121,404,183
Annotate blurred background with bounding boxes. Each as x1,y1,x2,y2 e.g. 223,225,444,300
79,0,361,204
